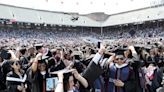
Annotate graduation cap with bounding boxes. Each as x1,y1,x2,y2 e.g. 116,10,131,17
0,49,11,59
147,56,154,62
146,56,156,64
106,46,112,51
122,45,128,49
144,46,152,52
9,60,21,66
38,55,49,64
112,48,126,56
147,42,151,45
71,51,82,60
134,45,145,53
56,46,62,50
35,44,43,50
90,48,97,54
71,51,81,56
134,45,144,49
114,45,118,48
19,47,27,55
156,42,163,48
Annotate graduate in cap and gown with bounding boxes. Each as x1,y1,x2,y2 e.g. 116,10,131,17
35,44,52,59
124,45,146,92
6,60,30,92
27,53,52,92
143,56,163,92
82,43,109,92
106,48,136,92
0,54,6,91
1,49,19,91
49,47,66,72
16,47,30,72
54,69,88,92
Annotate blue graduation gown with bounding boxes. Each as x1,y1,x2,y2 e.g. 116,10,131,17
107,63,135,92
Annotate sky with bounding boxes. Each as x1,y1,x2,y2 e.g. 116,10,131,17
0,0,162,14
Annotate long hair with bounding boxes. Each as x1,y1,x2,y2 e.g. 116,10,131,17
10,60,22,73
63,73,73,92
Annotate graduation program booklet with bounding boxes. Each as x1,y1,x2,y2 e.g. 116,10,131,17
47,69,75,91
46,77,58,91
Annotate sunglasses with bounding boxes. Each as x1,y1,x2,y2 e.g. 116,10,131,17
115,58,124,61
38,64,46,67
12,62,20,66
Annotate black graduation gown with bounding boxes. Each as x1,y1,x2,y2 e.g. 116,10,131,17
145,68,162,92
50,60,66,73
0,65,6,91
46,50,52,58
27,69,52,92
19,56,30,72
130,60,146,92
1,60,12,90
73,60,86,73
6,71,29,92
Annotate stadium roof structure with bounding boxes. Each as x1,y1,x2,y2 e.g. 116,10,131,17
0,0,164,27
0,0,163,14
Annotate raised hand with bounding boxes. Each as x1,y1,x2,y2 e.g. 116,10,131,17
72,69,80,80
98,43,106,55
36,53,43,59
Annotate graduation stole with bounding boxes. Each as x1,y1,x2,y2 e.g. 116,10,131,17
145,66,156,80
6,74,27,82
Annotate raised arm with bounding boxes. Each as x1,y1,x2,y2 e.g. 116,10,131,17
128,46,139,61
55,71,64,92
72,69,88,88
31,53,42,73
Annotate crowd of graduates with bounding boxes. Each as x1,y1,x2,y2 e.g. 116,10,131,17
0,40,163,92
0,21,164,92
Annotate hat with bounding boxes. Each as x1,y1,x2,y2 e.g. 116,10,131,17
71,51,81,56
0,49,11,59
38,55,49,64
144,46,152,52
56,46,61,50
90,49,97,54
122,45,128,49
146,56,155,64
35,44,43,50
71,51,82,60
134,45,145,53
19,47,27,55
112,49,126,56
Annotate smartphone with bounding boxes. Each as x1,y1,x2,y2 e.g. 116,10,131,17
97,42,101,48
